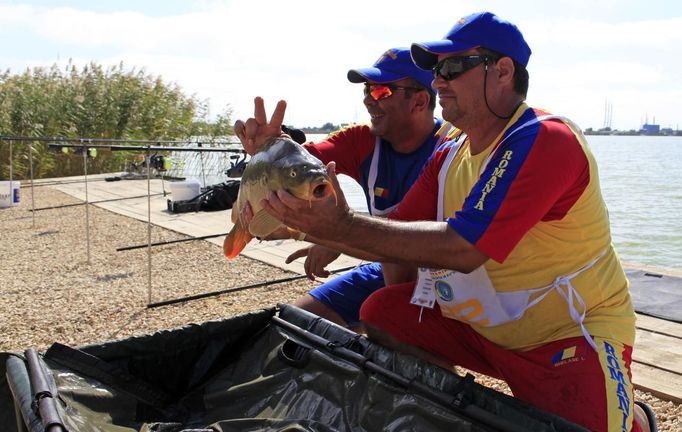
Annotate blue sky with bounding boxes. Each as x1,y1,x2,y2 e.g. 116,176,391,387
1,0,680,131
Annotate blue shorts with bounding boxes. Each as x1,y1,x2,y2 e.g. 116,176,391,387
309,262,385,325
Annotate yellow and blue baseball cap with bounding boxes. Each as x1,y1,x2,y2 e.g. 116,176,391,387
411,12,532,70
347,47,434,90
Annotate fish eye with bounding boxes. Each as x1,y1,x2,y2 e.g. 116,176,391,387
290,169,297,177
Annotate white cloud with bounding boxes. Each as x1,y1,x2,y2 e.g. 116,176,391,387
0,1,680,131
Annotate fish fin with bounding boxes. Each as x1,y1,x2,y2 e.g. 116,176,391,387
249,210,283,237
223,219,252,259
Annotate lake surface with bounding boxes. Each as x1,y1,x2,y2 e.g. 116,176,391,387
588,135,681,271
181,134,681,272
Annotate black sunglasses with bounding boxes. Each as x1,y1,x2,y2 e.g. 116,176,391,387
432,55,493,81
363,83,423,101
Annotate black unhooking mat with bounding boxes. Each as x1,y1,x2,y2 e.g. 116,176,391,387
0,305,589,432
627,268,682,323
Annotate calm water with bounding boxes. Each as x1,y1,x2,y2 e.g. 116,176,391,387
588,136,681,270
182,134,682,271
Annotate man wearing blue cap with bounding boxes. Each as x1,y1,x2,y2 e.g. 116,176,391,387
258,12,653,432
232,47,456,329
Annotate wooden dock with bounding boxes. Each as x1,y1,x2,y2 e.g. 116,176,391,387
27,174,682,403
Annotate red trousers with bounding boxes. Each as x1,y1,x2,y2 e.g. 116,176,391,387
360,282,641,432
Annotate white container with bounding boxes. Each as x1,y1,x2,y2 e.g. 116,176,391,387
170,179,201,202
0,181,20,208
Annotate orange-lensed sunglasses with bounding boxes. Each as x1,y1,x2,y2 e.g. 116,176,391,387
363,83,423,101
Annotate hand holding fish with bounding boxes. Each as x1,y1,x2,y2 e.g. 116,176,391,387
223,136,333,259
233,97,287,155
261,162,354,242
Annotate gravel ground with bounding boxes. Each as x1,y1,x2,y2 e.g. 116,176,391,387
0,186,679,431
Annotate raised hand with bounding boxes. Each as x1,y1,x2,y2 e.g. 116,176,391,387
233,97,287,155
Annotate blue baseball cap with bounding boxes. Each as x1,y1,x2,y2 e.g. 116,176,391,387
347,47,433,90
411,12,531,70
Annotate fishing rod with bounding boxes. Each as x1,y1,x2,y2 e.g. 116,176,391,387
19,177,109,188
16,174,183,189
47,143,244,153
116,232,228,251
147,265,356,309
29,192,165,212
1,135,237,146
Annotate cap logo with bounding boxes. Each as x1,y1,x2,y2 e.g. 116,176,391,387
375,49,398,65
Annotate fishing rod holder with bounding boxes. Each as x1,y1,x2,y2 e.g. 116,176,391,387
47,142,97,158
46,142,245,154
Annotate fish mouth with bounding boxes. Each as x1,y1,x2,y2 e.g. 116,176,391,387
303,176,337,207
312,180,331,199
289,176,336,207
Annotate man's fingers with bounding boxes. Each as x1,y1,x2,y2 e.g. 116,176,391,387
304,259,315,281
327,162,342,195
233,120,246,140
285,247,310,264
244,118,259,140
309,260,330,279
270,100,287,130
326,161,347,207
254,96,266,124
275,189,300,209
261,192,290,228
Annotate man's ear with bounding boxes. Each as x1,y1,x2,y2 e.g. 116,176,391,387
412,89,430,113
494,57,515,86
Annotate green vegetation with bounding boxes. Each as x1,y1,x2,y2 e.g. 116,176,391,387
0,61,233,179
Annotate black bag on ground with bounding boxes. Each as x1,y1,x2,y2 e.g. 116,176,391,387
199,181,240,211
167,180,240,213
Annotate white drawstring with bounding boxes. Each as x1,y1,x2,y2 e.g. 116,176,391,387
524,251,606,352
553,276,598,351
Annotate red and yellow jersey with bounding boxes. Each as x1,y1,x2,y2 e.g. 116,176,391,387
392,104,635,350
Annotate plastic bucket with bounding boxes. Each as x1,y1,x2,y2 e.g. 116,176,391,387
0,181,20,208
170,179,201,202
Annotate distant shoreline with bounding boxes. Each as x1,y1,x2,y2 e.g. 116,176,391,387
584,130,682,137
298,127,682,138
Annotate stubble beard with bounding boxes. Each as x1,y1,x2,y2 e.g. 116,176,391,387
369,117,388,138
441,102,463,128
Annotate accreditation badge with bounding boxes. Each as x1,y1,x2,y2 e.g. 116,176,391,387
410,267,436,309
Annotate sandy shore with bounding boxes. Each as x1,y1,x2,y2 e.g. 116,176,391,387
0,186,679,431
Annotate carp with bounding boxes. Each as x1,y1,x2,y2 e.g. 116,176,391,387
223,136,334,259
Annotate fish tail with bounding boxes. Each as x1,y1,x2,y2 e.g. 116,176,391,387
223,220,253,259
